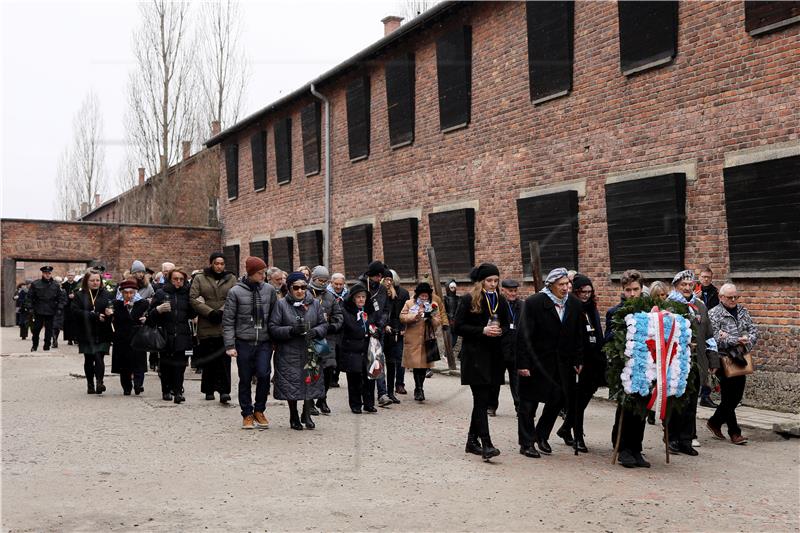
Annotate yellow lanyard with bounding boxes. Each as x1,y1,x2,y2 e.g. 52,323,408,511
88,289,98,309
483,291,498,315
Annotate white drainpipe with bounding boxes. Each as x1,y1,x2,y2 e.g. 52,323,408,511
310,83,331,268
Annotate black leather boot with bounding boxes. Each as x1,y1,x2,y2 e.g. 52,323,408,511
289,401,303,430
301,401,316,429
481,436,501,461
465,434,482,456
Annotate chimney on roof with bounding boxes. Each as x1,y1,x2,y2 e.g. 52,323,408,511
70,209,76,220
138,167,145,186
182,141,192,161
211,120,221,136
382,15,403,36
94,193,101,208
80,202,89,216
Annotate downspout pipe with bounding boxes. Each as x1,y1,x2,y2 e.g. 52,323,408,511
310,84,331,268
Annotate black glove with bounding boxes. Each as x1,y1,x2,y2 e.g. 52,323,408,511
290,324,306,337
307,329,319,340
208,310,223,324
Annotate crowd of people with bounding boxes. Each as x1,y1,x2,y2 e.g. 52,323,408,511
14,255,757,467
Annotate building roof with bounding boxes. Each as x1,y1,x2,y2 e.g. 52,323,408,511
204,1,462,148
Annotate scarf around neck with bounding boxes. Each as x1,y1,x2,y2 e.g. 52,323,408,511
326,283,349,300
667,290,697,306
541,286,568,307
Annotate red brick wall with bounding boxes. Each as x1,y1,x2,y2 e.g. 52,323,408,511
218,2,799,371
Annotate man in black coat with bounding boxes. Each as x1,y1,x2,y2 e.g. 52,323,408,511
696,264,719,408
488,278,521,416
61,273,79,345
28,266,61,352
516,268,584,458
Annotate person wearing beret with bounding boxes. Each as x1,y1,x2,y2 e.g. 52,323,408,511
111,279,150,395
190,252,237,404
28,265,61,352
453,263,510,461
269,271,329,429
400,282,443,401
555,274,605,453
71,269,114,394
516,267,584,458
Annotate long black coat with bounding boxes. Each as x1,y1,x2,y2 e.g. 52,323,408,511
70,289,114,351
29,278,61,316
111,299,149,374
268,292,328,400
454,292,511,386
309,287,344,368
337,297,378,373
61,281,79,340
147,282,196,353
516,292,585,403
578,304,606,389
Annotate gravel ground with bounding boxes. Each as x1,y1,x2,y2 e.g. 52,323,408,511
2,328,799,532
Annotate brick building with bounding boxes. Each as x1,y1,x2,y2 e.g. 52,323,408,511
79,140,221,227
206,1,799,375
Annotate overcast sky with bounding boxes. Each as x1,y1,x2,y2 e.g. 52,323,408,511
1,0,405,219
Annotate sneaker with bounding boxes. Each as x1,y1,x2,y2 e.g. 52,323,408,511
692,438,701,448
388,393,401,404
378,395,392,407
242,415,255,429
253,411,270,429
425,369,433,378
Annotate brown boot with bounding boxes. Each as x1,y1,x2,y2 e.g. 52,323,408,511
706,420,725,440
253,411,270,429
242,414,255,430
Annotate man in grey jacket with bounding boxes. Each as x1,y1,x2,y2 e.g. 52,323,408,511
223,256,277,430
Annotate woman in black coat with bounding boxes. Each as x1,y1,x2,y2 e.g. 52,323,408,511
453,263,510,461
555,274,604,453
112,279,150,395
71,270,114,394
516,268,585,457
147,267,196,403
338,284,380,414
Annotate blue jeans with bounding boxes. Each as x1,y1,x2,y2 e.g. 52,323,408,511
235,340,272,417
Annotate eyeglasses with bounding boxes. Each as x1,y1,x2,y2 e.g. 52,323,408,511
721,295,739,301
578,289,593,295
291,285,308,291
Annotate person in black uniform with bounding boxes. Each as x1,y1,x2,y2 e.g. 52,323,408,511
487,278,521,416
28,266,61,352
516,267,584,458
454,263,510,461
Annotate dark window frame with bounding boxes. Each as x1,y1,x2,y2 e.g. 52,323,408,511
526,1,575,105
435,25,472,132
341,224,374,280
516,191,579,277
346,76,371,161
223,244,241,276
428,208,475,279
297,229,324,268
745,1,800,36
274,117,292,185
301,101,321,176
271,236,294,272
249,240,270,265
251,130,267,192
617,1,679,76
381,218,419,280
385,53,416,149
225,143,239,200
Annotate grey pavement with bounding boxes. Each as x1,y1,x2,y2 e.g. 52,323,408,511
2,327,799,532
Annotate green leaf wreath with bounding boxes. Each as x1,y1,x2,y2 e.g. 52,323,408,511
603,295,699,419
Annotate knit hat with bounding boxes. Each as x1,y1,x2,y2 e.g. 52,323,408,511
672,269,696,286
131,260,146,274
366,260,385,277
311,265,330,279
119,279,138,291
209,252,225,264
545,267,569,286
469,263,500,282
286,272,307,287
414,282,433,297
572,274,593,292
245,256,267,276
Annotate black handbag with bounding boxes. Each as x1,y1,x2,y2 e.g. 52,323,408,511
424,321,441,363
131,325,166,352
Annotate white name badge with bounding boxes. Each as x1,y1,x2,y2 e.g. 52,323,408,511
586,324,594,332
509,324,515,330
373,300,380,312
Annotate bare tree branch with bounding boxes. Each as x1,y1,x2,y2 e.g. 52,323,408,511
395,0,439,22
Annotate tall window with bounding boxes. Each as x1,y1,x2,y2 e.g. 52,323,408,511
301,102,321,176
436,26,472,131
516,191,579,276
617,1,679,75
381,218,419,279
249,240,269,265
298,230,324,267
429,208,475,278
272,236,294,272
341,224,373,279
274,117,292,185
527,1,574,104
223,245,240,276
251,131,267,191
225,143,239,200
346,76,371,160
385,54,416,147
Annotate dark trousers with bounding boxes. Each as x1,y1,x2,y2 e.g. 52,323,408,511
235,341,271,417
31,314,54,349
488,359,519,411
198,337,231,395
668,372,699,445
708,374,746,437
159,350,188,395
560,374,599,438
469,384,493,440
412,368,427,390
19,320,29,339
120,371,144,393
519,398,562,445
346,366,376,410
611,405,648,453
83,352,105,386
385,338,405,390
322,366,336,397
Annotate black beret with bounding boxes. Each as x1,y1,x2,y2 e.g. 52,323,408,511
469,263,500,282
366,261,385,277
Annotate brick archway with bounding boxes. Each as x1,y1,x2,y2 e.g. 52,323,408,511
1,219,221,325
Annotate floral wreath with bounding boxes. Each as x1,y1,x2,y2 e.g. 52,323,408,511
604,296,699,419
